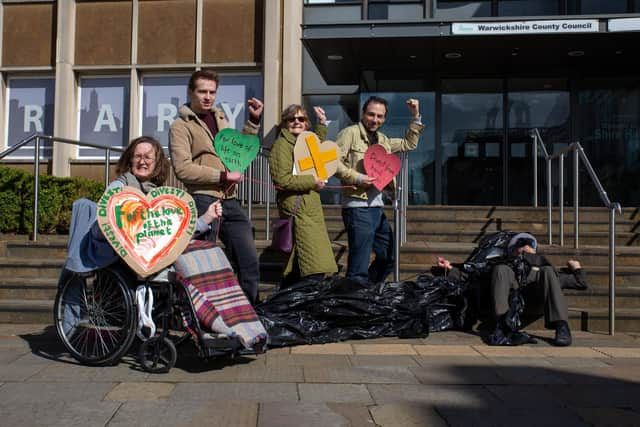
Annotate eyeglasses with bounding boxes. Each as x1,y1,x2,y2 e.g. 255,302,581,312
133,154,155,163
288,115,307,123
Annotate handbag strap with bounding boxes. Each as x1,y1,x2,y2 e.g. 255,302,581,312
292,195,302,215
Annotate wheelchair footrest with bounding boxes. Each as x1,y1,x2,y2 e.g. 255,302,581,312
199,333,243,358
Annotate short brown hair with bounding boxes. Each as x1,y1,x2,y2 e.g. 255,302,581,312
188,69,219,91
278,104,311,130
116,136,169,186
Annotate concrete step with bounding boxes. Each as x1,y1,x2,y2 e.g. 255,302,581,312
0,299,53,324
246,205,639,221
0,258,64,279
0,278,58,300
524,308,639,334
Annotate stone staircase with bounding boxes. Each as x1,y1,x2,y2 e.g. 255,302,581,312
1,205,639,332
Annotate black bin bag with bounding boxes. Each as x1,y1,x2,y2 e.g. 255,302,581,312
256,274,469,347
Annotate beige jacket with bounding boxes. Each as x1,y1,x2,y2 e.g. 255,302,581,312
335,121,424,199
169,104,260,199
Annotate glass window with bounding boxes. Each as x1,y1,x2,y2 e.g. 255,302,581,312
140,73,263,150
215,74,264,131
368,1,423,20
507,88,570,205
78,76,130,158
441,87,503,205
498,0,560,16
577,80,640,206
581,0,628,14
305,0,360,4
435,1,491,19
5,77,55,159
141,75,189,149
360,92,436,204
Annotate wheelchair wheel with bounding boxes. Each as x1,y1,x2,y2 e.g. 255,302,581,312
54,268,137,366
138,337,177,373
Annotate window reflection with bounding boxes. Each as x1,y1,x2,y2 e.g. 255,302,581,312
498,0,559,16
6,77,55,159
442,90,503,205
78,76,130,158
435,1,491,19
581,0,628,14
577,82,640,205
141,75,189,149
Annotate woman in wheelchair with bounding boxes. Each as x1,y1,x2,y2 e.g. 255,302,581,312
55,136,267,373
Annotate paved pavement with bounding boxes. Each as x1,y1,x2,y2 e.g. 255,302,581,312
1,324,640,426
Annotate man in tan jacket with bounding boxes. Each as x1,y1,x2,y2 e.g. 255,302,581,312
335,96,424,284
169,70,263,303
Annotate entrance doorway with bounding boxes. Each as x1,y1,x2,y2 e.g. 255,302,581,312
440,78,570,205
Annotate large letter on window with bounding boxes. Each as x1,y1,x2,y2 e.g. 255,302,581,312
220,102,244,129
24,105,44,132
94,104,118,132
157,103,178,132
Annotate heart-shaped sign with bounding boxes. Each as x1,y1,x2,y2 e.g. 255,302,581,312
214,128,260,172
96,186,198,277
363,144,401,191
293,131,339,180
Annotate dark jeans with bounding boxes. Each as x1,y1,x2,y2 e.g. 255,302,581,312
341,206,394,284
193,195,259,304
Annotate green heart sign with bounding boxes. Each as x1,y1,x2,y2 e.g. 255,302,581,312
214,128,260,172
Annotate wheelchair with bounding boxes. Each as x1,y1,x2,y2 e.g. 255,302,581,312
54,261,256,373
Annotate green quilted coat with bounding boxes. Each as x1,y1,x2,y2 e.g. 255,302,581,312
268,125,338,278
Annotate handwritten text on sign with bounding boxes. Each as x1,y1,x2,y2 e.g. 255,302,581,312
96,186,197,277
214,128,260,172
363,144,401,192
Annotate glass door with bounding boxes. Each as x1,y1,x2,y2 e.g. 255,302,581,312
506,79,570,205
441,79,503,205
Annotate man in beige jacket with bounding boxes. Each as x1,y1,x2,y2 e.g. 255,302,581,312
335,96,424,284
169,70,263,303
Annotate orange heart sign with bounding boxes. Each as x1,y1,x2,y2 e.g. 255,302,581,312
96,186,198,277
293,131,339,180
363,144,401,191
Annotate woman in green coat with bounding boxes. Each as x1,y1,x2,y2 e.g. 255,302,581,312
268,104,338,286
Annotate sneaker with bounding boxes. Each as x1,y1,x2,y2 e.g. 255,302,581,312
554,321,572,347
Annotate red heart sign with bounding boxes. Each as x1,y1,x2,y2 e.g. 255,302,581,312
363,144,401,191
96,186,198,277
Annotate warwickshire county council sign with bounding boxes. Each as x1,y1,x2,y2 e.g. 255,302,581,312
452,19,599,35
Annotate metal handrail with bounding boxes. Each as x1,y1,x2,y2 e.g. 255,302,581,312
530,128,622,335
240,146,273,240
0,133,124,242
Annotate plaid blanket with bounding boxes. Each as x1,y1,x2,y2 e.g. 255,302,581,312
173,240,268,350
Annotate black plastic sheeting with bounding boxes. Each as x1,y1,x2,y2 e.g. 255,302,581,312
256,275,468,347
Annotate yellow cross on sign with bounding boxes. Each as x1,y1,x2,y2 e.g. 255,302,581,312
297,133,338,180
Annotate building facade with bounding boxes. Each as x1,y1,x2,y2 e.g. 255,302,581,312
1,0,639,207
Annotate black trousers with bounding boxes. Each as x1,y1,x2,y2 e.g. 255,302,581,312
193,195,259,304
491,264,568,324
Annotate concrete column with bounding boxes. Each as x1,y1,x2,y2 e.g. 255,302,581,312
0,4,6,151
52,0,76,177
281,0,303,109
262,0,283,143
128,1,140,143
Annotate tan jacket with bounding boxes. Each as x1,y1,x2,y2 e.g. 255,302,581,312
335,121,424,199
169,104,260,198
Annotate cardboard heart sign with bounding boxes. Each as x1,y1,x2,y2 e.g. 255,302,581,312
293,131,339,180
96,186,198,277
363,144,401,192
214,128,260,172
